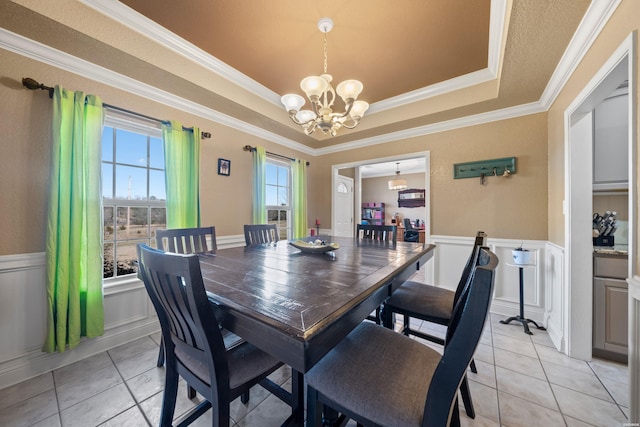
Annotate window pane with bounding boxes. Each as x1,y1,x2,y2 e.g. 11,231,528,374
115,165,148,200
278,187,288,206
102,163,113,199
130,207,149,238
103,242,114,278
102,127,113,162
277,166,289,186
267,209,278,221
149,169,166,200
150,207,166,247
149,136,164,169
266,185,277,206
115,240,142,276
266,164,277,185
116,129,147,166
103,206,114,241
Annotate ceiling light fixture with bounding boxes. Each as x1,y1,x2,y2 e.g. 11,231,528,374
281,17,369,137
388,162,408,190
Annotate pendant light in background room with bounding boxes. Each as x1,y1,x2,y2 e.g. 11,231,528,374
388,162,408,190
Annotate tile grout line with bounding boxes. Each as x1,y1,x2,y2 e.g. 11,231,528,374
103,346,153,427
586,360,630,420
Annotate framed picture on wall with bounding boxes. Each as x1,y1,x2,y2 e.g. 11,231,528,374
218,158,231,176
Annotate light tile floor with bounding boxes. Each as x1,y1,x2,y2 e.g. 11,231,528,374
0,313,629,427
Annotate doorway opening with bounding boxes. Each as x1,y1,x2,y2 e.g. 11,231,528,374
564,33,636,360
331,151,431,240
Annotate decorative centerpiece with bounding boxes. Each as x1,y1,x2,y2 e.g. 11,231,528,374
512,244,531,265
290,239,339,254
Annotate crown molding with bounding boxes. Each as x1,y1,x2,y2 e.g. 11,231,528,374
539,0,622,108
81,0,506,113
80,0,282,106
314,101,547,156
3,0,618,157
0,28,315,156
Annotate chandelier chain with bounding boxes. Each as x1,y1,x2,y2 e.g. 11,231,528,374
323,31,328,74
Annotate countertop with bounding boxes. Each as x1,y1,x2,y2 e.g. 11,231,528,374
593,245,628,256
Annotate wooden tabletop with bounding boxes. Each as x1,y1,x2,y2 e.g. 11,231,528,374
198,236,435,373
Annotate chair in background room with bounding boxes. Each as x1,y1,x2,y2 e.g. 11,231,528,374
244,224,279,246
356,223,397,244
403,218,420,242
381,231,487,418
356,224,397,324
305,248,499,427
137,244,292,427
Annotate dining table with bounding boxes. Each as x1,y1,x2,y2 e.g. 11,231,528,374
197,235,436,426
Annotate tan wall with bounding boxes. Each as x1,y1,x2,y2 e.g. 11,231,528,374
313,113,549,240
0,49,311,255
547,0,640,248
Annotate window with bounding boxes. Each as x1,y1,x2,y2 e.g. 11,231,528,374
102,118,165,279
265,159,291,240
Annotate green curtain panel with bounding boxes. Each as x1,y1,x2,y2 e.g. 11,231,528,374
44,86,105,353
292,159,308,239
252,146,267,224
162,121,201,228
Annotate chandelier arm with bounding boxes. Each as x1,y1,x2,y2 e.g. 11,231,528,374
340,120,361,129
288,111,316,127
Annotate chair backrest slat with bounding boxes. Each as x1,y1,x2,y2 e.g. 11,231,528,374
137,244,229,390
356,224,397,244
452,231,487,305
422,247,498,426
156,227,217,254
244,224,279,246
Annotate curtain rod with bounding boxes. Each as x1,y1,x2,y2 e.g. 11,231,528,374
243,145,310,166
22,77,211,139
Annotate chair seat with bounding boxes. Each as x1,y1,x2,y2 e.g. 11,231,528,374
386,281,455,323
306,322,440,427
175,341,282,391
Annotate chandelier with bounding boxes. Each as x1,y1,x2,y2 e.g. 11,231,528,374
388,162,408,190
280,18,369,137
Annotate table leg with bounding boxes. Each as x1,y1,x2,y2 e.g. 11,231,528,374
281,370,304,427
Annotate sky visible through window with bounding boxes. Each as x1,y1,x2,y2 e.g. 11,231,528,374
102,127,165,200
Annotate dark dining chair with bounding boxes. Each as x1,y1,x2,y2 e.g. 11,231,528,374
154,227,218,368
381,231,487,418
356,223,397,244
244,224,279,246
136,244,292,427
403,218,420,242
306,247,498,427
156,226,217,254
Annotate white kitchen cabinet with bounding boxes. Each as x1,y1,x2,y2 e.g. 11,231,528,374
593,93,629,191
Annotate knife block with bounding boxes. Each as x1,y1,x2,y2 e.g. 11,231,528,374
593,235,614,246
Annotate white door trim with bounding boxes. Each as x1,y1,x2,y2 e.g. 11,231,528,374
331,151,431,240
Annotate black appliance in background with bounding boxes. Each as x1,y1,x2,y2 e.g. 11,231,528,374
403,218,419,242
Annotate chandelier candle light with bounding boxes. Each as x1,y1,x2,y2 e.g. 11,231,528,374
281,18,369,137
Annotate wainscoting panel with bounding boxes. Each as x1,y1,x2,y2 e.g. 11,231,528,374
545,242,565,352
429,236,547,324
0,253,159,390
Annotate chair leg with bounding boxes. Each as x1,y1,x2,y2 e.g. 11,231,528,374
459,375,475,419
241,390,250,404
157,336,165,367
306,387,323,427
450,398,461,427
160,364,179,427
402,314,410,336
187,385,196,399
470,358,477,374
